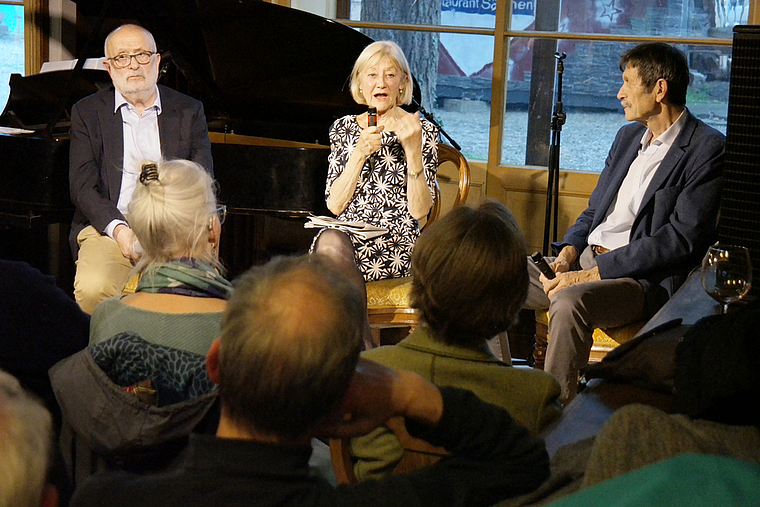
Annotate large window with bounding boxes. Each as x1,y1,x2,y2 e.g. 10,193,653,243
504,0,738,171
0,1,24,109
320,0,750,172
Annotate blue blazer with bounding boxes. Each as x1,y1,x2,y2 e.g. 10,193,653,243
68,85,213,257
560,110,725,312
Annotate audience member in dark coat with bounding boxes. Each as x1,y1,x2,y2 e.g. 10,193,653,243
0,260,89,419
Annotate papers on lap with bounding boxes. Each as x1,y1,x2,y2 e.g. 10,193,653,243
305,215,388,240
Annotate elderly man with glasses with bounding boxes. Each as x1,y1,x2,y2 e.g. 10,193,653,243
69,24,213,314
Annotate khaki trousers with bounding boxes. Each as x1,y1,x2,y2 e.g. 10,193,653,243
73,226,133,314
524,246,645,404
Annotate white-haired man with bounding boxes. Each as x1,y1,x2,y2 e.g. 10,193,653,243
69,24,213,314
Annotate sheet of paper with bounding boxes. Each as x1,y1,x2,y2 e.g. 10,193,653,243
0,127,35,135
304,215,389,240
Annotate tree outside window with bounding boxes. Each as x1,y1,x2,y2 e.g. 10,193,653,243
329,0,748,171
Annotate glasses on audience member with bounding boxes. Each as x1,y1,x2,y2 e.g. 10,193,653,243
215,205,227,225
108,51,157,69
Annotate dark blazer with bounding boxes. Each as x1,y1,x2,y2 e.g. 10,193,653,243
68,85,213,257
560,110,725,309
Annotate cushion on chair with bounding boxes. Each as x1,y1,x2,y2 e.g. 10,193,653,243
366,277,414,309
592,325,642,349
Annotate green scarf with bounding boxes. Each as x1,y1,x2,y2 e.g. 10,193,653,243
136,258,233,299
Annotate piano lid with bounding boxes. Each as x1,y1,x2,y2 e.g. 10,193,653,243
0,69,111,132
73,0,376,145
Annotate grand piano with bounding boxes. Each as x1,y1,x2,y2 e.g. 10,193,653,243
0,0,379,289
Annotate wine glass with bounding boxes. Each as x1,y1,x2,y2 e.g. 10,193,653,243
701,244,753,314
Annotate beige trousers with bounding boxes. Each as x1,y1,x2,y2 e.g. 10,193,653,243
524,246,645,404
73,226,133,314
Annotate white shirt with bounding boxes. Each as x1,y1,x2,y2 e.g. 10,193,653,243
104,87,162,239
588,110,687,251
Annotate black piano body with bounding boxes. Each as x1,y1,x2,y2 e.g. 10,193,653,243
0,0,375,289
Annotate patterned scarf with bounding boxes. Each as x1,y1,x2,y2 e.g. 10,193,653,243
135,258,233,299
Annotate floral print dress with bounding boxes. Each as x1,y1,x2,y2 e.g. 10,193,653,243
321,115,438,281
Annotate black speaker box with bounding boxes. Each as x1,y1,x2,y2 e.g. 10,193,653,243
718,25,760,287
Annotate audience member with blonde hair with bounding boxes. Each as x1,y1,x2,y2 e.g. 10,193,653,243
0,369,57,507
88,159,232,355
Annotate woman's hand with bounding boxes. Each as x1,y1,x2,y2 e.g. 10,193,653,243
358,123,384,159
395,111,423,154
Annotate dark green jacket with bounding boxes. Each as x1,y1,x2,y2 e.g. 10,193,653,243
353,326,562,481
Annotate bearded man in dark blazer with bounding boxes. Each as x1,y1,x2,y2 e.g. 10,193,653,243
525,42,725,404
69,24,213,314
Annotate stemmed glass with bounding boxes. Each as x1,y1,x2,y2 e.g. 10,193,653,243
701,244,753,314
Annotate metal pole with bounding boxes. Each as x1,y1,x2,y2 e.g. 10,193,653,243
542,52,567,255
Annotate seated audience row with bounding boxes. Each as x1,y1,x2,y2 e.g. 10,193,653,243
69,253,551,507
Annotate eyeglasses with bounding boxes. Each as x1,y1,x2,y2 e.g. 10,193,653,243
107,51,156,69
214,205,227,225
208,205,226,231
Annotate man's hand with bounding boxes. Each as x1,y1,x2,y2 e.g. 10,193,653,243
113,224,141,261
315,358,443,439
550,245,578,274
541,266,601,298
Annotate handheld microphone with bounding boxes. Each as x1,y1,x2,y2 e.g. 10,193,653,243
530,252,556,279
367,107,377,172
367,107,377,127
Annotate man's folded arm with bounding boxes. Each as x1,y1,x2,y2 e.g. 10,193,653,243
334,386,550,507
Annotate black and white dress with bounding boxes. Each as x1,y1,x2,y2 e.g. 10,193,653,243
321,115,438,282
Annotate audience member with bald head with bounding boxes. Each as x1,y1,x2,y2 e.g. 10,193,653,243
71,254,549,507
214,254,365,441
69,23,213,314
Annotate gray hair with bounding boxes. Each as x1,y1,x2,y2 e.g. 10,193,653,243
217,254,364,440
128,159,220,274
104,24,157,58
619,42,689,107
0,370,53,507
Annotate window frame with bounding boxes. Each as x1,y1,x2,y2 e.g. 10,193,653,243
334,1,758,174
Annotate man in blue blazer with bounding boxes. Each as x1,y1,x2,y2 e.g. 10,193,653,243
69,24,212,313
526,42,725,404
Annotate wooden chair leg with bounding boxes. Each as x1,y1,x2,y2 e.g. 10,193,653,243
534,321,548,370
